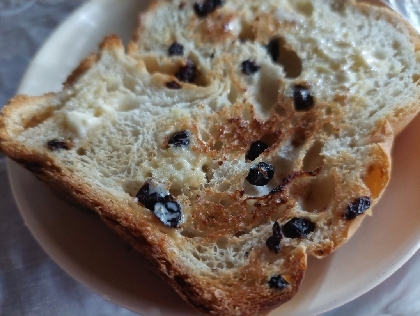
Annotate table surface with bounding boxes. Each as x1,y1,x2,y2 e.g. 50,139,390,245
1,1,420,315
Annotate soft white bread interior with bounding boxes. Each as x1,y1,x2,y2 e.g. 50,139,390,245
1,0,420,315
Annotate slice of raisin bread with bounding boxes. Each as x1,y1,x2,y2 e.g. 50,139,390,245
1,0,420,315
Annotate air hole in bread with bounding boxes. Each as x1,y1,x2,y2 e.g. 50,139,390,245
412,74,420,84
330,1,346,12
271,156,295,179
255,67,281,116
196,245,206,254
293,0,314,17
218,182,231,192
274,103,286,116
216,237,228,249
180,229,197,238
92,108,103,117
234,230,247,237
142,55,209,87
77,147,87,156
142,55,178,75
211,140,223,151
245,199,256,212
169,188,182,197
291,128,306,147
202,164,213,183
122,76,136,92
322,123,334,135
269,38,302,78
228,85,240,104
225,261,234,269
216,262,224,269
220,198,234,208
191,251,201,261
325,107,333,116
301,176,334,213
302,141,324,172
238,20,255,42
392,40,401,51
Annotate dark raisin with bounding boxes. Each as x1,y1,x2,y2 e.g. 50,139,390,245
168,42,184,56
135,180,183,228
193,0,224,18
272,221,282,239
266,221,282,253
266,236,281,253
135,180,171,211
246,162,274,186
246,140,268,161
282,218,315,238
268,275,289,289
175,60,197,83
344,196,371,220
47,139,73,151
166,80,182,89
241,59,260,75
168,130,191,147
266,38,279,61
293,85,314,111
154,201,182,228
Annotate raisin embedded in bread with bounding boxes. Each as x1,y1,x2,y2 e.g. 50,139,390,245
1,0,420,315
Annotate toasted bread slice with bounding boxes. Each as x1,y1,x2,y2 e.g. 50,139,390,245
1,0,420,315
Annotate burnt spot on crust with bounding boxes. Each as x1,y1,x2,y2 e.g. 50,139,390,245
246,162,274,186
268,275,289,289
245,140,268,161
344,196,371,220
241,59,260,75
165,80,182,89
47,139,74,151
266,221,282,253
293,85,314,111
168,42,184,56
282,217,315,238
175,60,197,83
168,130,191,147
193,0,225,18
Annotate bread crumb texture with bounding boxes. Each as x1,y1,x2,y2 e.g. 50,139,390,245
2,0,420,315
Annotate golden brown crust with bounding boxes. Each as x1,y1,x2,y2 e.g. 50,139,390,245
64,35,124,87
64,53,99,87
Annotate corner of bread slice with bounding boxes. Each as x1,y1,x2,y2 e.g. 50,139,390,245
0,94,54,158
65,35,124,87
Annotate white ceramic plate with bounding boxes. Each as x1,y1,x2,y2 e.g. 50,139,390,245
7,1,420,315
